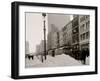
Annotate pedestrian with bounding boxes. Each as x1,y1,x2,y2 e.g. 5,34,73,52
86,48,89,57
28,55,30,60
41,52,44,63
31,55,34,60
52,50,55,57
80,48,87,64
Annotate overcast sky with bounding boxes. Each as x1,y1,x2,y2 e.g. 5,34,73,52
26,13,72,53
26,13,48,53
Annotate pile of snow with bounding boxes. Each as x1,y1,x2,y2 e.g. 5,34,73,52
25,54,83,68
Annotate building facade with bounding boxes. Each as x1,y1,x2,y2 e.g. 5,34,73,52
62,21,72,54
79,15,90,50
36,45,40,55
47,24,60,55
72,15,80,59
63,21,72,46
25,41,29,54
48,14,70,32
59,30,64,47
47,14,70,56
40,40,44,54
47,24,59,50
52,31,59,49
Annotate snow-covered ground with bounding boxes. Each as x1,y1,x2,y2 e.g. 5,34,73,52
25,54,89,68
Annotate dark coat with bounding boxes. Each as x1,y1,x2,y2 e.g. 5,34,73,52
80,49,87,60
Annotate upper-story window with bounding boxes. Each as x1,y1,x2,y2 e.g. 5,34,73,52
72,17,79,27
86,21,90,29
72,27,78,34
86,15,89,19
73,34,79,43
80,16,85,22
80,24,85,31
80,31,89,41
86,32,89,39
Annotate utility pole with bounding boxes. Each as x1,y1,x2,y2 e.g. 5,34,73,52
42,13,47,60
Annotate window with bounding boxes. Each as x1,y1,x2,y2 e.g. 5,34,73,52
80,35,83,40
80,16,85,22
81,33,86,40
86,15,89,19
86,21,90,29
73,27,78,34
80,24,85,31
73,29,76,33
73,34,79,43
72,18,78,27
81,32,89,41
86,32,89,39
83,33,85,40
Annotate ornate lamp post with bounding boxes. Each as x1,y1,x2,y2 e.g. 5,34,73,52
42,13,47,60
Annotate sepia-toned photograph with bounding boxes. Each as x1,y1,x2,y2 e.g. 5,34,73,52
25,13,90,68
11,2,97,79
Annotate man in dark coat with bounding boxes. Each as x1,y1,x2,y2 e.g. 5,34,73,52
86,48,89,57
52,50,55,57
81,48,87,64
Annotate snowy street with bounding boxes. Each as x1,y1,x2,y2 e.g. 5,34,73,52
25,54,89,68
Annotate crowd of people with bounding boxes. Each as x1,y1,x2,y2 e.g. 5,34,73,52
25,47,89,65
70,48,89,64
80,48,89,64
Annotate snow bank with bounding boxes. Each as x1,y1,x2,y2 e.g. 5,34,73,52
25,54,83,68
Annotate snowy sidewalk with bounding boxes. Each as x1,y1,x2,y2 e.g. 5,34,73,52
25,54,83,68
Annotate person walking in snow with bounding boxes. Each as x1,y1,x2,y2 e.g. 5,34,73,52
86,48,89,57
52,50,55,57
80,48,87,64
